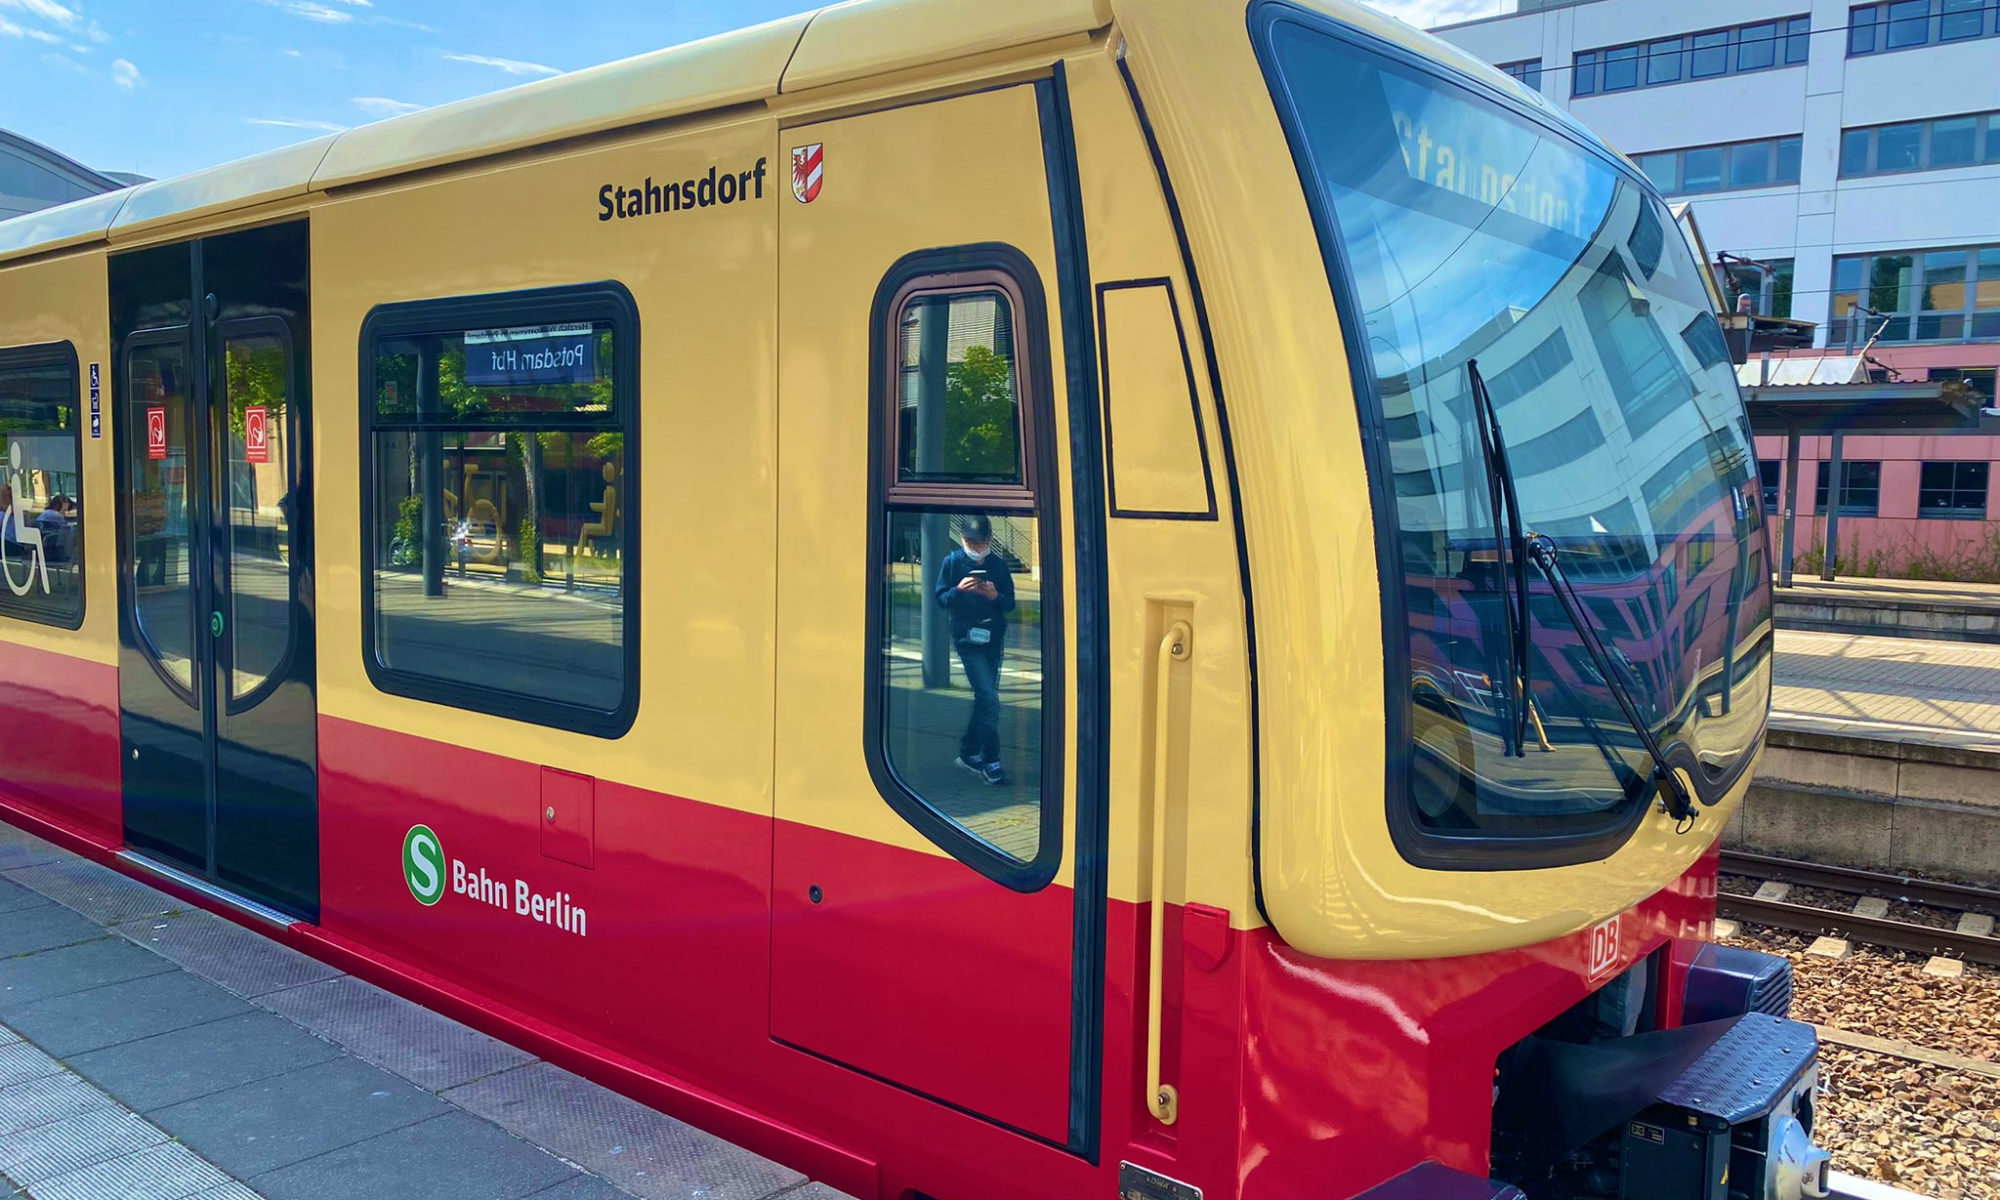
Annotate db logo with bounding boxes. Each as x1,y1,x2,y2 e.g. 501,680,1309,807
1587,915,1622,980
146,407,167,460
245,407,269,465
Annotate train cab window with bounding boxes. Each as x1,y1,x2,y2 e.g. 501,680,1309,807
867,265,1062,888
1257,12,1773,867
359,284,639,737
0,343,85,630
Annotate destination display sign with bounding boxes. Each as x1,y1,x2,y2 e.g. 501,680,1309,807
463,323,596,387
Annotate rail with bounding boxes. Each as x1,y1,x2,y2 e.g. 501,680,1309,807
1717,851,2000,967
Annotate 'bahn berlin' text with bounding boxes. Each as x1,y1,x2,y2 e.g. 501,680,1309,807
598,157,768,222
454,859,588,937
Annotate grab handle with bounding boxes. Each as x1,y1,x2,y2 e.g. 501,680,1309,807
1146,620,1192,1126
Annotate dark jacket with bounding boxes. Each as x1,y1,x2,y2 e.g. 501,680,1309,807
933,548,1016,647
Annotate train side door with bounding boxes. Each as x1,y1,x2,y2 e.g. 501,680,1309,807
771,81,1105,1151
111,221,318,920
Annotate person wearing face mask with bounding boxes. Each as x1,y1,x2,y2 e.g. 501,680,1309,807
932,513,1016,786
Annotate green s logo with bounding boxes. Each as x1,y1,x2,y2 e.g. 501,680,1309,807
403,824,445,906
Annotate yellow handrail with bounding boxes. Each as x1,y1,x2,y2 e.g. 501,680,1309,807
1147,619,1192,1126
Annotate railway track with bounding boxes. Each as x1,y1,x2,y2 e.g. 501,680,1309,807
1718,850,2000,967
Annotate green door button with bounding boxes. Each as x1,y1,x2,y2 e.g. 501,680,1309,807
210,611,224,638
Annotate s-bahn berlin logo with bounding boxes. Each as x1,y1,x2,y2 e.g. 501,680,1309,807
399,823,589,936
403,824,446,906
791,143,823,204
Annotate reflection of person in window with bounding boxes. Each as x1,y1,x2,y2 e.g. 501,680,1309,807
934,514,1016,786
35,496,73,562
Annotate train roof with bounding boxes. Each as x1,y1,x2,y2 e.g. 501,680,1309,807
0,0,1113,265
0,0,1573,268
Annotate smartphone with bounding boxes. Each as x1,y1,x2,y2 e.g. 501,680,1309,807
967,569,987,579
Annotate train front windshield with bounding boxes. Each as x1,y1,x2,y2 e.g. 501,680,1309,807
1260,15,1773,854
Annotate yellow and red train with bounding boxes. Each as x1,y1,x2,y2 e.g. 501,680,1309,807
0,1,1818,1198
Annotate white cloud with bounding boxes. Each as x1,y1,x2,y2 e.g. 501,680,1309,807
325,0,372,6
352,96,421,116
0,16,60,42
282,47,301,56
0,0,78,29
258,0,355,23
40,50,85,72
110,57,139,87
442,51,558,77
1360,0,1511,28
247,117,347,132
84,17,105,42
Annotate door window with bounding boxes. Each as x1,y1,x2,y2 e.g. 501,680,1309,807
223,330,293,703
868,262,1062,888
128,339,197,692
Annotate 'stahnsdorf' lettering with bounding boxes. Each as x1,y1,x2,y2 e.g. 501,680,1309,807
598,157,767,222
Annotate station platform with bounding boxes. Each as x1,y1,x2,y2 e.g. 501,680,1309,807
1734,628,2000,883
1774,576,2000,644
0,824,849,1200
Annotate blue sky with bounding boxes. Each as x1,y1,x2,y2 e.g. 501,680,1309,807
2,0,1485,183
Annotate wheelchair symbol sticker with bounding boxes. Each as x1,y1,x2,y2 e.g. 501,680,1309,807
147,407,167,460
1,443,52,597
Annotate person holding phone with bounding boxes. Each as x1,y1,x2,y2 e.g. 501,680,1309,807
933,513,1016,785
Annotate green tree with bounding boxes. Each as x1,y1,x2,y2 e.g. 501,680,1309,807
944,344,1018,477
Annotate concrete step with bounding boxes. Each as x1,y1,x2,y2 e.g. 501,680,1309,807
1774,585,2000,644
1727,726,2000,884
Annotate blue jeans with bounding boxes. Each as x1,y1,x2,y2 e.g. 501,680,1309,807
956,641,1003,763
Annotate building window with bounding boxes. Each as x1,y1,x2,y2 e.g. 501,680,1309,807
1635,136,1802,196
866,255,1061,889
1850,0,1998,54
1498,58,1542,89
1814,460,1882,515
1573,16,1809,97
1830,245,2000,345
360,284,639,737
1918,461,1989,517
1723,257,1795,318
1760,460,1783,511
0,343,83,629
1838,109,2000,177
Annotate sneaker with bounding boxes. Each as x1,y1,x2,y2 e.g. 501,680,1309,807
982,761,1011,786
955,754,985,777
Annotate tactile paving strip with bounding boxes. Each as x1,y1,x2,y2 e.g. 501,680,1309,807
28,1139,233,1200
257,976,534,1091
0,1039,61,1089
0,1105,167,1184
444,1062,806,1200
0,827,65,872
6,856,183,926
115,910,341,1000
0,1071,106,1135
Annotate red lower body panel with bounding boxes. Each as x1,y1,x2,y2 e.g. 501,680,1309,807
0,656,1724,1200
0,642,120,844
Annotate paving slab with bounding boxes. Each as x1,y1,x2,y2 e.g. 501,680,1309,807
5,856,184,926
115,910,342,1000
4,968,252,1058
444,1062,804,1200
252,1110,578,1200
0,876,53,915
529,1176,647,1200
0,902,108,958
0,934,177,1009
256,975,533,1091
67,1010,344,1113
153,1054,449,1178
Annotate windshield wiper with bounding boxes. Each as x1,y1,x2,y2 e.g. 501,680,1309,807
1527,534,1697,822
1465,359,1533,758
1465,358,1697,823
